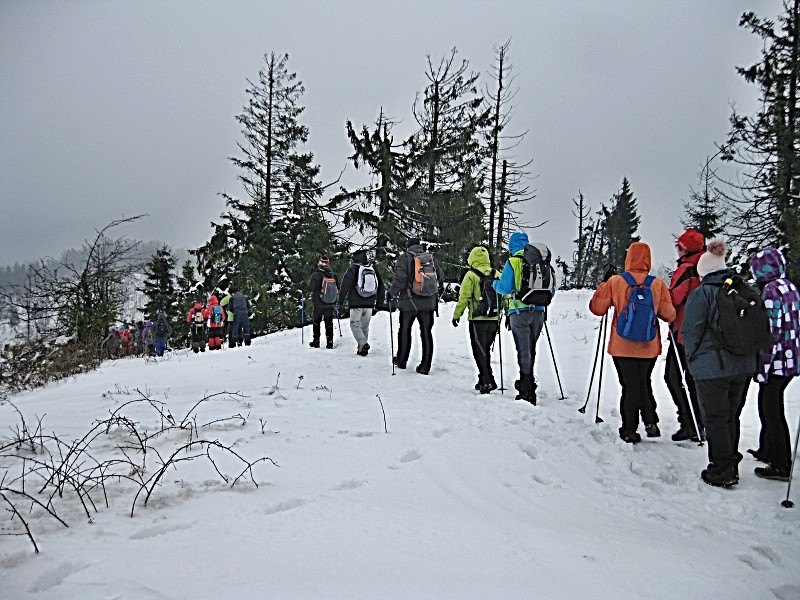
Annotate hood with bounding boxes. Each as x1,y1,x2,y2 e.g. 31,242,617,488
750,247,786,284
467,246,492,274
208,295,219,306
702,268,734,285
156,313,167,322
406,243,425,255
352,250,369,265
678,249,704,267
319,265,335,277
509,232,529,256
624,242,652,273
193,302,203,310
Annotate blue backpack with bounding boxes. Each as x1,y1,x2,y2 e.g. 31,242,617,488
616,272,658,342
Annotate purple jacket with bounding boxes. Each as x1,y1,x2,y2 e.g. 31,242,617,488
750,248,800,382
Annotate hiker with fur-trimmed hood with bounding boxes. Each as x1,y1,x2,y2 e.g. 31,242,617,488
386,238,444,375
338,249,385,356
589,241,675,444
453,246,500,394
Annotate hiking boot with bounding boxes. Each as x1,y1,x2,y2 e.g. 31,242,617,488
671,427,696,442
309,340,320,348
701,468,738,488
645,424,661,438
393,356,406,369
415,365,430,375
754,465,790,481
326,340,334,349
360,343,370,356
621,432,642,444
479,383,493,395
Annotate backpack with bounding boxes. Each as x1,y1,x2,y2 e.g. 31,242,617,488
320,276,339,304
515,243,555,306
355,264,378,298
154,320,168,338
410,250,438,297
193,311,205,325
709,275,771,356
616,272,658,342
210,305,223,324
471,269,499,318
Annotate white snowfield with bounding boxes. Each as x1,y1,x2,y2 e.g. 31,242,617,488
2,290,798,599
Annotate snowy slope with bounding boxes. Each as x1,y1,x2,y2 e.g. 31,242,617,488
1,291,798,599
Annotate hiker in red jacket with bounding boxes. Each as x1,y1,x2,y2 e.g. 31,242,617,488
186,300,207,353
203,295,226,351
665,229,706,442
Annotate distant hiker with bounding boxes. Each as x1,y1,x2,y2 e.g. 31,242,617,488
204,295,226,350
307,256,339,349
226,286,251,348
387,238,444,374
338,249,385,356
141,319,155,356
492,232,556,404
747,247,800,482
453,245,500,394
151,312,172,357
589,242,675,443
665,229,706,442
682,240,760,487
186,300,207,353
219,290,236,343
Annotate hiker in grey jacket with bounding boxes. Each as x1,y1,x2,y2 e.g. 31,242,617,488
682,240,756,488
338,249,385,356
227,287,251,348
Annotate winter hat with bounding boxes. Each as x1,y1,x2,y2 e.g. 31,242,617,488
677,229,705,253
318,256,331,268
406,237,421,249
351,249,369,264
697,239,727,278
230,286,239,294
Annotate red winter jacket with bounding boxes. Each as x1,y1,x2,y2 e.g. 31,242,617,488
186,302,205,324
668,251,704,343
203,295,226,329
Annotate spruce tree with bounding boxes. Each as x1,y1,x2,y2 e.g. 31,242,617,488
682,158,724,240
139,245,179,321
604,178,641,270
719,1,800,277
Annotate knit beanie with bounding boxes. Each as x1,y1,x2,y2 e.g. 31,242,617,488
697,240,727,278
318,256,331,268
677,229,705,253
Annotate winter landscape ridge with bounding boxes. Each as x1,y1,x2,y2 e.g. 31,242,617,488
1,291,798,600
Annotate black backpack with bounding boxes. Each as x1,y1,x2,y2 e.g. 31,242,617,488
515,243,555,306
471,269,499,318
154,320,168,338
709,275,771,357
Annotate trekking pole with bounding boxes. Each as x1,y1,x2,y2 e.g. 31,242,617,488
388,300,396,376
781,409,800,508
667,329,704,447
594,311,610,424
300,292,305,344
335,304,342,337
580,313,606,414
543,318,566,400
497,294,505,393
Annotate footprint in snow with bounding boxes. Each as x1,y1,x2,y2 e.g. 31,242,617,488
262,498,305,515
737,545,780,571
399,449,422,463
332,479,368,491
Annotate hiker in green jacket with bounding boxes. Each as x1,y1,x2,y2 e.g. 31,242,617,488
453,246,501,394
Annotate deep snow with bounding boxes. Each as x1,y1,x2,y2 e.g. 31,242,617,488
1,290,798,599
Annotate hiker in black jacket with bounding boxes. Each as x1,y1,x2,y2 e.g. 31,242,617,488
386,238,444,375
338,250,385,356
307,256,340,349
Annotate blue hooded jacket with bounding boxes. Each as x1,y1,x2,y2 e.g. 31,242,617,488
493,232,551,314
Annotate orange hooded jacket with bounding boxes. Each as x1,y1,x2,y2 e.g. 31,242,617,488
589,242,676,358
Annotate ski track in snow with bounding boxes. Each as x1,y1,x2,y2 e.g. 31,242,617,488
1,291,798,599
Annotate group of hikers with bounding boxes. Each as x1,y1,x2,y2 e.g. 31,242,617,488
309,229,798,489
185,287,252,353
103,312,172,358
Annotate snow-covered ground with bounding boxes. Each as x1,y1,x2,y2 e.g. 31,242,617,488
1,290,798,599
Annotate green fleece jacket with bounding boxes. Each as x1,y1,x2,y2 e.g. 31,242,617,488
454,246,500,321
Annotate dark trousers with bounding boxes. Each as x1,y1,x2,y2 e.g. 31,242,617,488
312,305,335,343
396,310,434,370
612,357,657,436
695,375,750,475
757,375,794,470
664,339,703,431
469,320,498,385
231,314,250,345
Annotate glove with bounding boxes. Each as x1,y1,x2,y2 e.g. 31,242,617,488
505,316,512,331
452,318,459,327
602,264,618,282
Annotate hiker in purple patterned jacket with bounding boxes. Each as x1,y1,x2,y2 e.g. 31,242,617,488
747,247,800,482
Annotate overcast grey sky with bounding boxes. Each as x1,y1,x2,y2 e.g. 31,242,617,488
0,0,777,271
